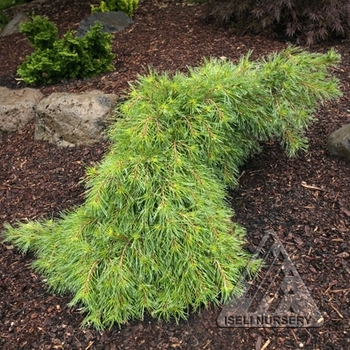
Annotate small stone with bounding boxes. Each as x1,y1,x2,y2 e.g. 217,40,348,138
327,123,350,161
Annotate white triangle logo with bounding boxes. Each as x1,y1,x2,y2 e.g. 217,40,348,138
217,230,324,328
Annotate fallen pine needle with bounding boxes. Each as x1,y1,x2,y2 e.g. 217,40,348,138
330,288,350,293
261,339,271,350
301,181,325,191
330,303,344,318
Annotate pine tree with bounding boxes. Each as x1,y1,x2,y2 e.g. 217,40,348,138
3,47,341,330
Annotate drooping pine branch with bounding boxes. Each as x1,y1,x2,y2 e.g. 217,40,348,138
3,47,341,330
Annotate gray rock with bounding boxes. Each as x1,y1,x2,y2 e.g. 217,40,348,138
76,11,133,37
34,90,118,147
0,12,29,37
327,123,350,161
0,86,43,132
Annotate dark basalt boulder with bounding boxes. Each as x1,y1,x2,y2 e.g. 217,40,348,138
76,11,133,37
0,13,29,37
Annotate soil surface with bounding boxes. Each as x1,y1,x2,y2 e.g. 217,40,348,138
0,0,349,349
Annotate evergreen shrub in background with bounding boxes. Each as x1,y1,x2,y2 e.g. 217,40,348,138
0,11,9,30
91,0,139,16
0,0,30,11
17,16,114,85
3,47,341,330
19,14,58,50
206,0,350,45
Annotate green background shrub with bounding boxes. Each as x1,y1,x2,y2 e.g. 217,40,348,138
20,15,58,50
3,47,341,330
0,11,9,30
91,0,139,16
0,0,29,11
17,16,114,85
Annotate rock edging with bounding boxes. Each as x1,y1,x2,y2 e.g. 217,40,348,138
0,86,118,147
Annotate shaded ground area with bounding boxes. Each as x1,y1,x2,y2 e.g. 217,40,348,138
0,0,349,349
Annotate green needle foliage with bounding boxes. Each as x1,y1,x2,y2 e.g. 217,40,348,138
3,47,341,330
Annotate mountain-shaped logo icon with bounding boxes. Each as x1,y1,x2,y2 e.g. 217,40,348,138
217,229,324,328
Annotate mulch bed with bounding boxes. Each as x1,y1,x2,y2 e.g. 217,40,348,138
0,0,349,349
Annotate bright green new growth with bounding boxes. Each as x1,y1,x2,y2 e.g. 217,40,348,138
91,0,139,16
17,16,114,85
3,47,341,330
19,15,58,50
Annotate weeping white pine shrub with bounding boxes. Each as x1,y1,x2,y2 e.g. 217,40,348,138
3,47,341,329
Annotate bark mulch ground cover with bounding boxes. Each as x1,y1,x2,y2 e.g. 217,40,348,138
0,0,349,349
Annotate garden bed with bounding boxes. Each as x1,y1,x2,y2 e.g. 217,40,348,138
0,0,349,348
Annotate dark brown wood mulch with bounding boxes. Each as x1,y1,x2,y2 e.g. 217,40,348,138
0,0,349,349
